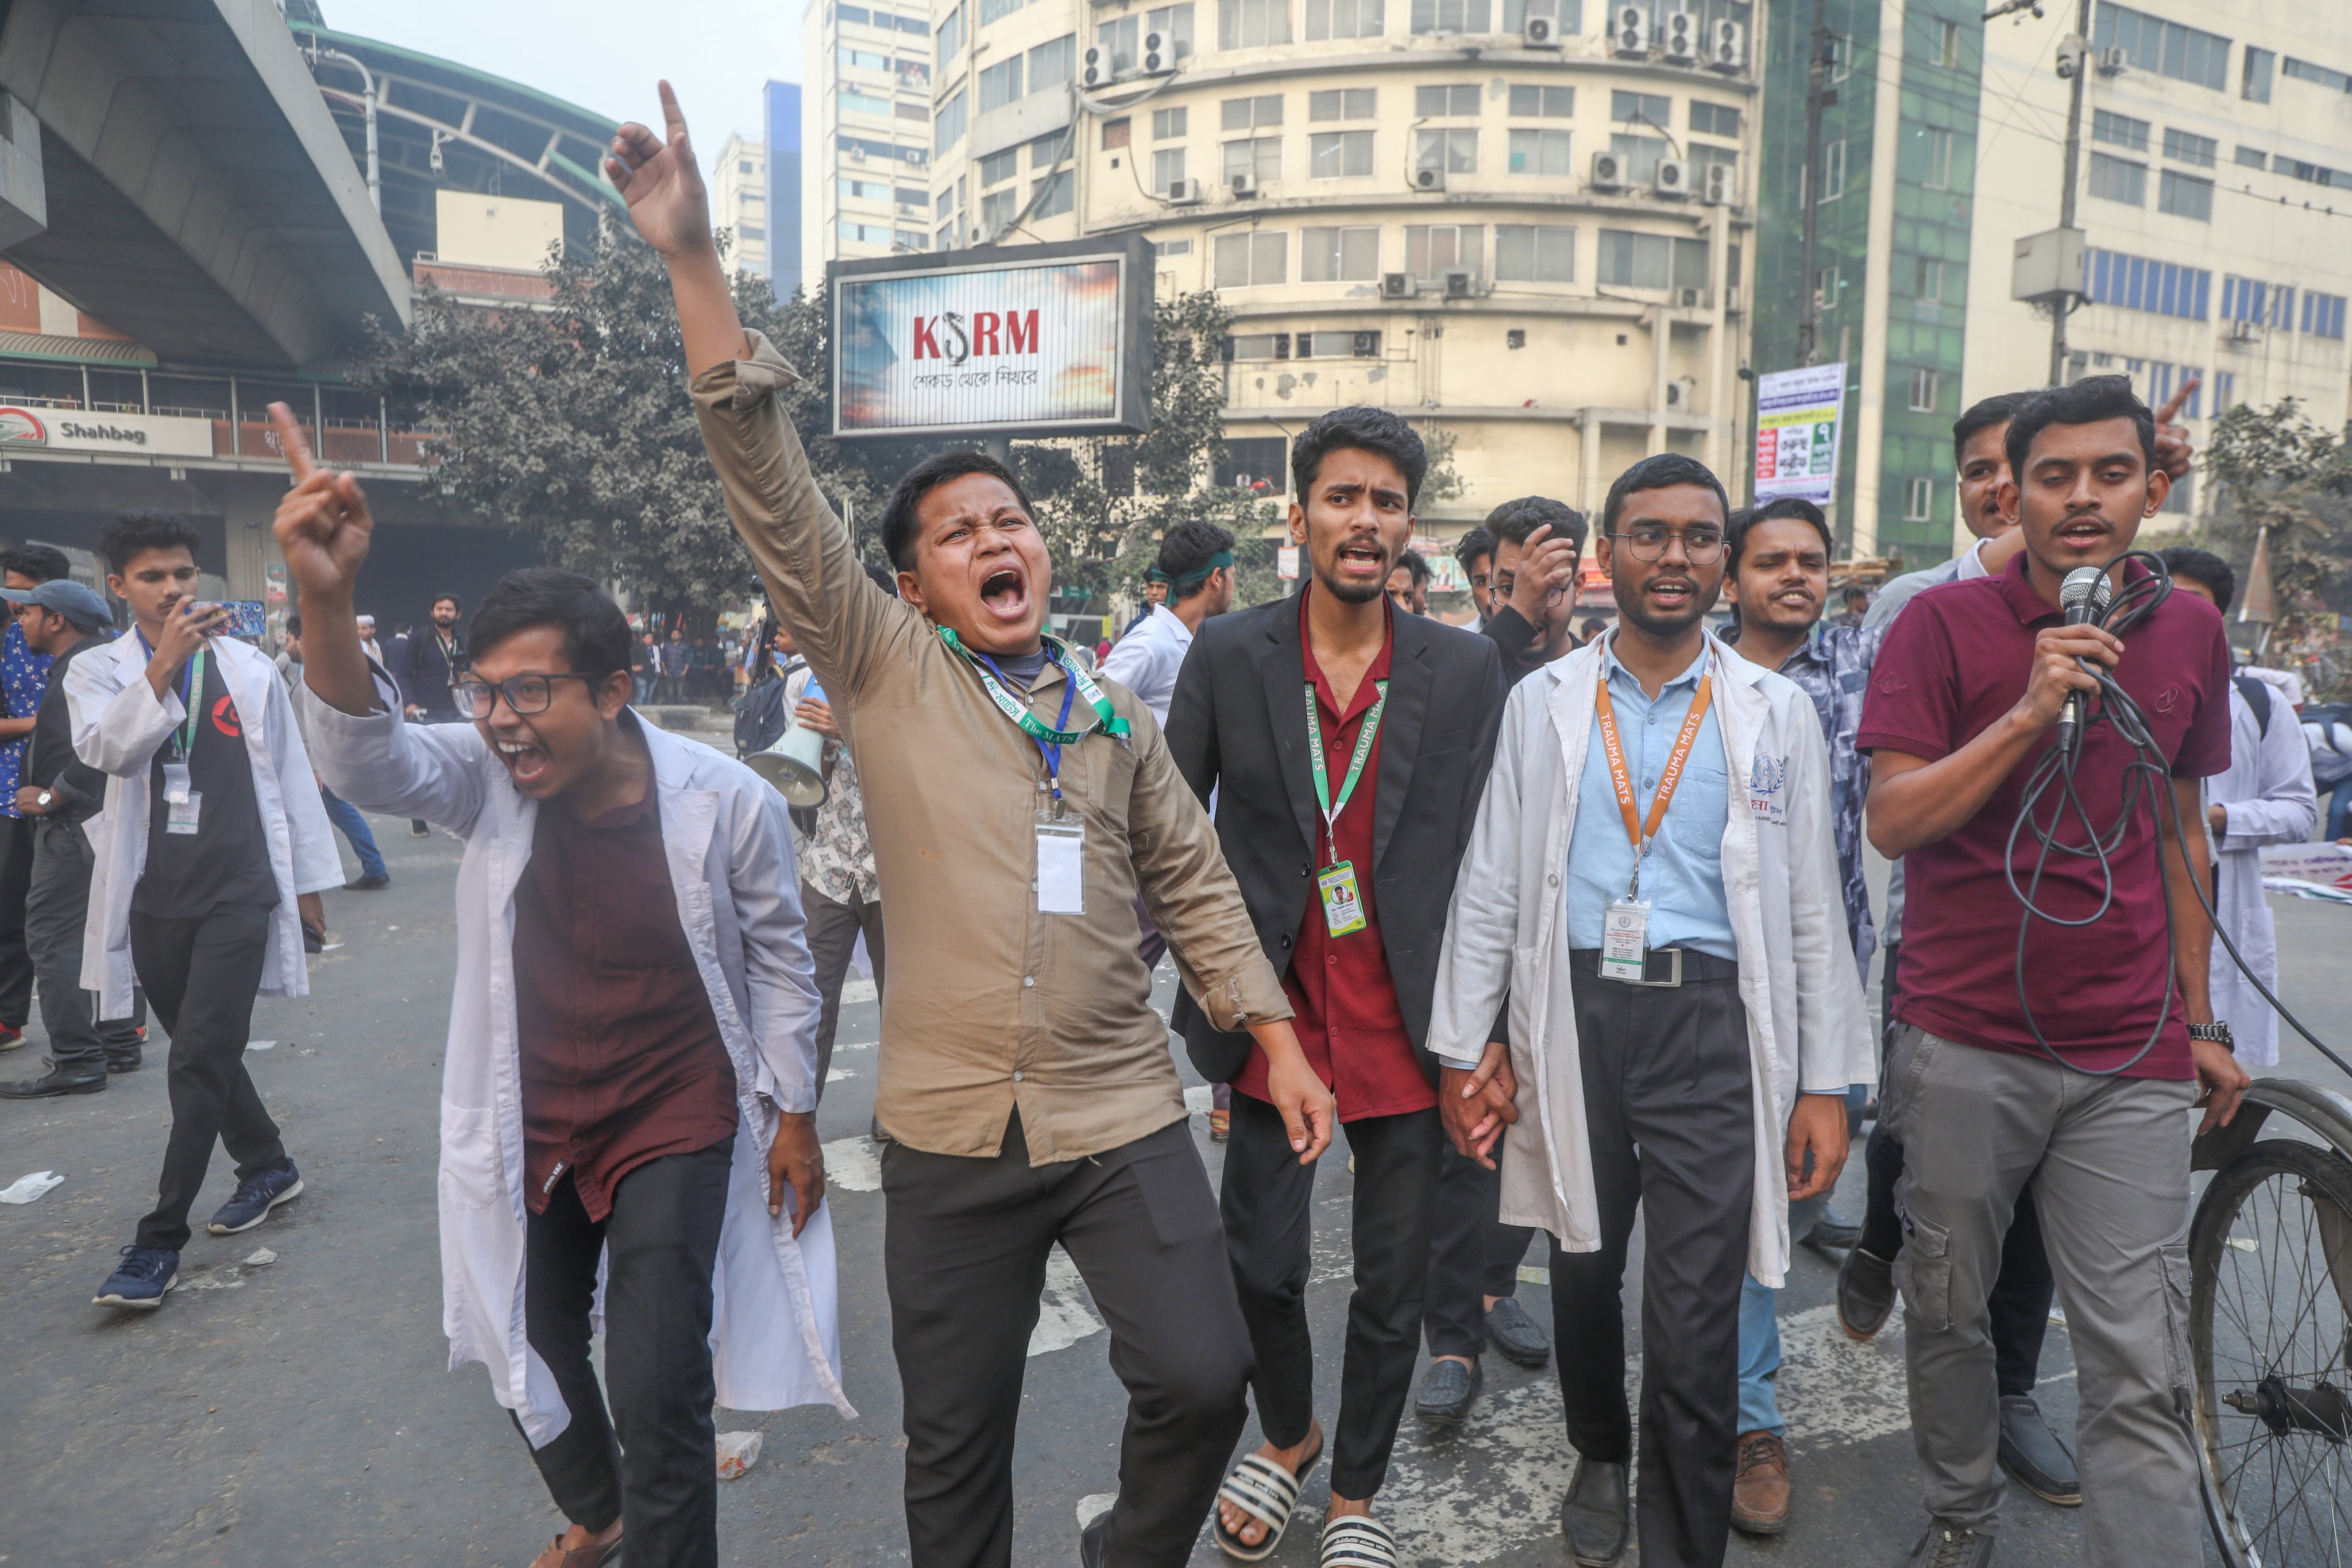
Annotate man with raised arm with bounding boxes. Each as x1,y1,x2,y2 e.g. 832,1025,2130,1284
271,406,847,1568
610,84,1327,1568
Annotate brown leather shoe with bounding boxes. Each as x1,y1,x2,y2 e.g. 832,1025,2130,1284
527,1530,622,1568
1731,1430,1790,1536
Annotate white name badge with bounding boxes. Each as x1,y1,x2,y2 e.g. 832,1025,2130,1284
162,762,192,806
165,791,202,836
1600,898,1650,983
1036,813,1085,914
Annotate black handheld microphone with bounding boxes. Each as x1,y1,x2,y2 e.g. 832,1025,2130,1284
2053,566,2110,754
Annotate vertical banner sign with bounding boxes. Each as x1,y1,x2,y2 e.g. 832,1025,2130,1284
1754,363,1847,508
1277,546,1300,581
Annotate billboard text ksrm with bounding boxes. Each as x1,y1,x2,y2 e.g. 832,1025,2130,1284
912,310,1039,362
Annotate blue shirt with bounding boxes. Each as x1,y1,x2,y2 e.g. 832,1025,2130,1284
1565,635,1735,960
0,620,54,819
1765,621,1881,982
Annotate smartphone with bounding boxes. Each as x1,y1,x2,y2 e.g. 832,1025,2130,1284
196,600,267,639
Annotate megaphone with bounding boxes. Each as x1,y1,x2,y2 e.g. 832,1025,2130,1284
749,720,828,808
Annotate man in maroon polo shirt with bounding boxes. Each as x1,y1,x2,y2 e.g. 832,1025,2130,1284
1857,374,2249,1568
1166,405,1508,1562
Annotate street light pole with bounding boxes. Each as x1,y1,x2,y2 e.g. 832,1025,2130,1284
2048,0,2091,387
1796,0,1832,366
306,43,381,215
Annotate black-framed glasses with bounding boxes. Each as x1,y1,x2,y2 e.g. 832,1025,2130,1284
1609,524,1726,564
453,672,601,719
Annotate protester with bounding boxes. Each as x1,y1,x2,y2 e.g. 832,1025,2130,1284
2162,546,2318,1069
658,627,690,704
0,543,72,1052
1480,497,1586,679
1859,376,2248,1568
69,509,342,1311
355,613,383,666
1453,525,1496,630
630,628,657,704
0,579,147,1097
620,85,1324,1568
1164,407,1506,1563
387,593,465,723
279,614,389,892
1384,547,1430,616
1428,452,1871,1568
1123,574,1169,639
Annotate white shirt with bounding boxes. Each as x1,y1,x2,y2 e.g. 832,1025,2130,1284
2208,682,2319,1067
1099,603,1196,724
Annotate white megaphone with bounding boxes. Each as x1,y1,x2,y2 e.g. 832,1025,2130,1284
748,676,830,809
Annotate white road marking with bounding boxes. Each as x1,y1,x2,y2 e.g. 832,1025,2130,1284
1184,1084,1214,1114
1377,1380,1575,1561
825,1067,853,1082
1029,1246,1104,1356
840,978,878,1005
822,1137,882,1192
1775,1303,1915,1451
1076,1493,1116,1528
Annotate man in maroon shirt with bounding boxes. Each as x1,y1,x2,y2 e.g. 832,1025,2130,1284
1166,406,1508,1562
1857,375,2249,1568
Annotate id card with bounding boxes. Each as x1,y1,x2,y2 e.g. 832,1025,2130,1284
163,762,192,806
1316,861,1367,936
165,790,203,836
1599,898,1650,983
1035,809,1085,914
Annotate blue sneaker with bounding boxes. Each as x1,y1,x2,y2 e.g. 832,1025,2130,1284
94,1245,180,1309
206,1160,304,1235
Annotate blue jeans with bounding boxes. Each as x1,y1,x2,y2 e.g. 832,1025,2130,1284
2327,774,2352,841
1738,1191,1828,1436
319,786,386,881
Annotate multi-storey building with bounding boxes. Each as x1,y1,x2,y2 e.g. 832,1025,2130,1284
766,82,806,291
713,133,773,278
802,1,940,294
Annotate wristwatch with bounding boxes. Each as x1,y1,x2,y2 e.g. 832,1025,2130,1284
32,789,53,813
2188,1021,2235,1052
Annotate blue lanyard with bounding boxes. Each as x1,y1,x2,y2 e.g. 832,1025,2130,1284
133,629,204,759
978,649,1079,793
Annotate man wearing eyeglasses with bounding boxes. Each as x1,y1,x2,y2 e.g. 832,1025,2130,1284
1430,453,1871,1568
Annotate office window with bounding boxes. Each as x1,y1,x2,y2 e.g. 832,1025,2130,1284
1510,84,1575,117
1310,88,1378,119
2089,152,2146,206
2084,247,2211,320
2282,157,2352,187
1689,101,1740,137
1223,94,1284,130
2092,110,2149,152
1612,90,1671,128
1297,330,1381,357
1148,2,1199,60
2092,3,2229,92
1904,478,1933,521
936,186,956,217
1827,33,1849,80
1611,133,1667,184
937,222,958,249
1301,225,1382,280
2235,146,2268,170
1030,169,1073,218
1689,141,1737,192
1215,436,1288,491
841,45,891,72
898,57,933,90
840,219,894,245
1098,14,1140,71
894,228,928,249
843,87,893,117
2213,370,2235,412
934,88,967,150
1508,128,1573,175
1816,264,1841,311
1223,136,1283,183
2158,169,2212,221
1915,256,1944,300
1029,34,1076,91
2284,57,2352,92
979,0,1023,22
2304,291,2349,340
1411,0,1490,32
1416,84,1482,117
1306,0,1385,38
1933,18,1959,67
1919,126,1953,189
2162,128,2216,167
938,3,964,64
1153,237,1194,257
1030,130,1067,166
1154,106,1189,138
1219,0,1292,48
1310,130,1376,177
839,175,888,203
2242,45,2273,102
1415,128,1478,173
980,148,1019,186
1908,368,1939,412
1405,223,1483,277
897,101,930,122
2221,276,2270,322
979,188,1019,232
1598,230,1678,288
895,12,932,34
1212,230,1288,285
1820,137,1846,199
978,55,1024,111
1502,0,1577,28
1103,117,1131,150
1495,223,1576,281
1152,146,1187,191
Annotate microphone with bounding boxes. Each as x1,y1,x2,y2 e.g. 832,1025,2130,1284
2054,566,2108,754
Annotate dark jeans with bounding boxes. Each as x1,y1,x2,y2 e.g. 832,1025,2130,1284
1424,1131,1539,1359
28,819,142,1075
319,786,386,881
2327,774,2352,842
1554,954,1754,1568
130,902,283,1252
883,1111,1250,1568
1223,1095,1442,1499
0,812,34,1028
522,1138,735,1568
802,882,883,1092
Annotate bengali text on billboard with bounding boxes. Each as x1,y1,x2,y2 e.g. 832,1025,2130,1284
1752,362,1846,509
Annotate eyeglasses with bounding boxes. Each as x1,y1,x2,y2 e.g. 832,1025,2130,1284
1609,525,1726,565
453,672,603,719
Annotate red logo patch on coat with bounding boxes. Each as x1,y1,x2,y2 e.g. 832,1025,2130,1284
211,694,241,738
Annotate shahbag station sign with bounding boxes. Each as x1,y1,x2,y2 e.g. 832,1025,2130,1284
0,405,213,460
829,235,1153,440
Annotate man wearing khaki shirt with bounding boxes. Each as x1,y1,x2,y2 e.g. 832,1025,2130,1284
611,86,1334,1568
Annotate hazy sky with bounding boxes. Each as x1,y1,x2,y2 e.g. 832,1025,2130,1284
318,0,806,164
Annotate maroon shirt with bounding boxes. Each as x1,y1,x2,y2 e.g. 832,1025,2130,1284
1856,552,2231,1079
1234,589,1436,1123
516,790,739,1218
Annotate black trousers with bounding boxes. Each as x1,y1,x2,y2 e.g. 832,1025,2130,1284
1223,1095,1442,1500
883,1110,1250,1568
28,820,142,1075
0,812,36,1028
1859,941,2054,1396
131,903,283,1252
521,1139,734,1568
801,881,884,1092
1423,1131,1539,1358
1552,955,1753,1568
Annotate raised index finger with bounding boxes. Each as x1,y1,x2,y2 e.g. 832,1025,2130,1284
2154,376,2200,428
267,402,316,484
658,79,689,142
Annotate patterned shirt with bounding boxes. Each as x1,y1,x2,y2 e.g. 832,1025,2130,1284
784,662,879,906
1770,621,1882,982
0,621,54,818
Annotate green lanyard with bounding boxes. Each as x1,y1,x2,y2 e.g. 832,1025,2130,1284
1303,678,1386,862
939,627,1132,747
175,648,206,759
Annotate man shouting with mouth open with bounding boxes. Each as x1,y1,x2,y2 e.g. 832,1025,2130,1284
613,82,1326,1568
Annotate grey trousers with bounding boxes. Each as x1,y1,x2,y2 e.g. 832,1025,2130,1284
801,881,883,1092
1884,1026,2203,1562
27,818,142,1074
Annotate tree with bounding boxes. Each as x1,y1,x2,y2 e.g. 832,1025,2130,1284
2200,397,2352,697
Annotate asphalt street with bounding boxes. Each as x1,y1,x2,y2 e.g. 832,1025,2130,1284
1,770,2339,1567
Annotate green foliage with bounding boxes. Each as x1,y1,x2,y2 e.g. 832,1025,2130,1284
2197,397,2352,698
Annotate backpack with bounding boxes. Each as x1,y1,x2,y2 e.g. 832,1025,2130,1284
2234,673,2273,738
734,658,805,759
2301,701,2352,786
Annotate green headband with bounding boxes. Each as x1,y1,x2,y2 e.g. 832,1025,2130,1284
1149,551,1235,588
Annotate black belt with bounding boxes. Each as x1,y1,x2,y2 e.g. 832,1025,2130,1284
1568,947,1740,987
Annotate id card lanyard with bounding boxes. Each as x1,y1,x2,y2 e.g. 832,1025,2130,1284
1304,678,1387,937
1593,659,1713,982
133,629,207,835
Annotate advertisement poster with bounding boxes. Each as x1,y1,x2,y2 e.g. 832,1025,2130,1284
1753,362,1846,508
2260,841,2352,902
835,257,1127,435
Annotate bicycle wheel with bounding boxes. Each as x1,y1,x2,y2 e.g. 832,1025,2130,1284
2192,1138,2352,1567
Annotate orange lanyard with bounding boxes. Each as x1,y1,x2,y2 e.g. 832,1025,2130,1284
1594,662,1714,897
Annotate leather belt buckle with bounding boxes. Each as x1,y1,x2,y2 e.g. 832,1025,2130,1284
1633,948,1684,988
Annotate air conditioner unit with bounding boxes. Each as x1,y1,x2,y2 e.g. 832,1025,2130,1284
1662,9,1698,62
1229,171,1258,198
1702,160,1737,204
2229,318,2260,343
2095,45,2128,75
1523,13,1560,47
1708,18,1745,70
1612,3,1650,56
1351,330,1381,357
1142,29,1178,74
1590,149,1626,190
849,145,868,162
1413,165,1446,191
1444,269,1474,299
1654,157,1691,198
1083,45,1111,88
1381,271,1415,299
1164,176,1204,204
1677,285,1704,308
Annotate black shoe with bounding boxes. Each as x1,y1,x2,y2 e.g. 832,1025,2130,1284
1560,1457,1629,1566
106,1053,142,1074
409,820,430,838
1079,1511,1110,1568
1997,1396,2080,1506
1902,1520,1996,1567
1415,1356,1482,1427
1837,1245,1898,1339
345,873,390,890
0,1068,106,1098
1485,1296,1553,1366
1802,1218,1863,1259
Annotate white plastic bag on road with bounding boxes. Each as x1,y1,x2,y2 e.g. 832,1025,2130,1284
715,1430,762,1480
0,1171,63,1204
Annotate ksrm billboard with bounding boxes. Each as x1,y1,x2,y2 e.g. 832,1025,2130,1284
829,235,1153,440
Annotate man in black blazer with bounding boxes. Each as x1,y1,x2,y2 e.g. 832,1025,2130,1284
1165,405,1509,1563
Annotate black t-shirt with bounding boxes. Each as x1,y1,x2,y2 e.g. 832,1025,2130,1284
23,636,113,821
134,649,277,918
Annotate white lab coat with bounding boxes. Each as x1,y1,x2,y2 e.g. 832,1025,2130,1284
302,671,852,1442
65,631,343,1020
2207,683,2318,1068
1427,630,1875,1288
